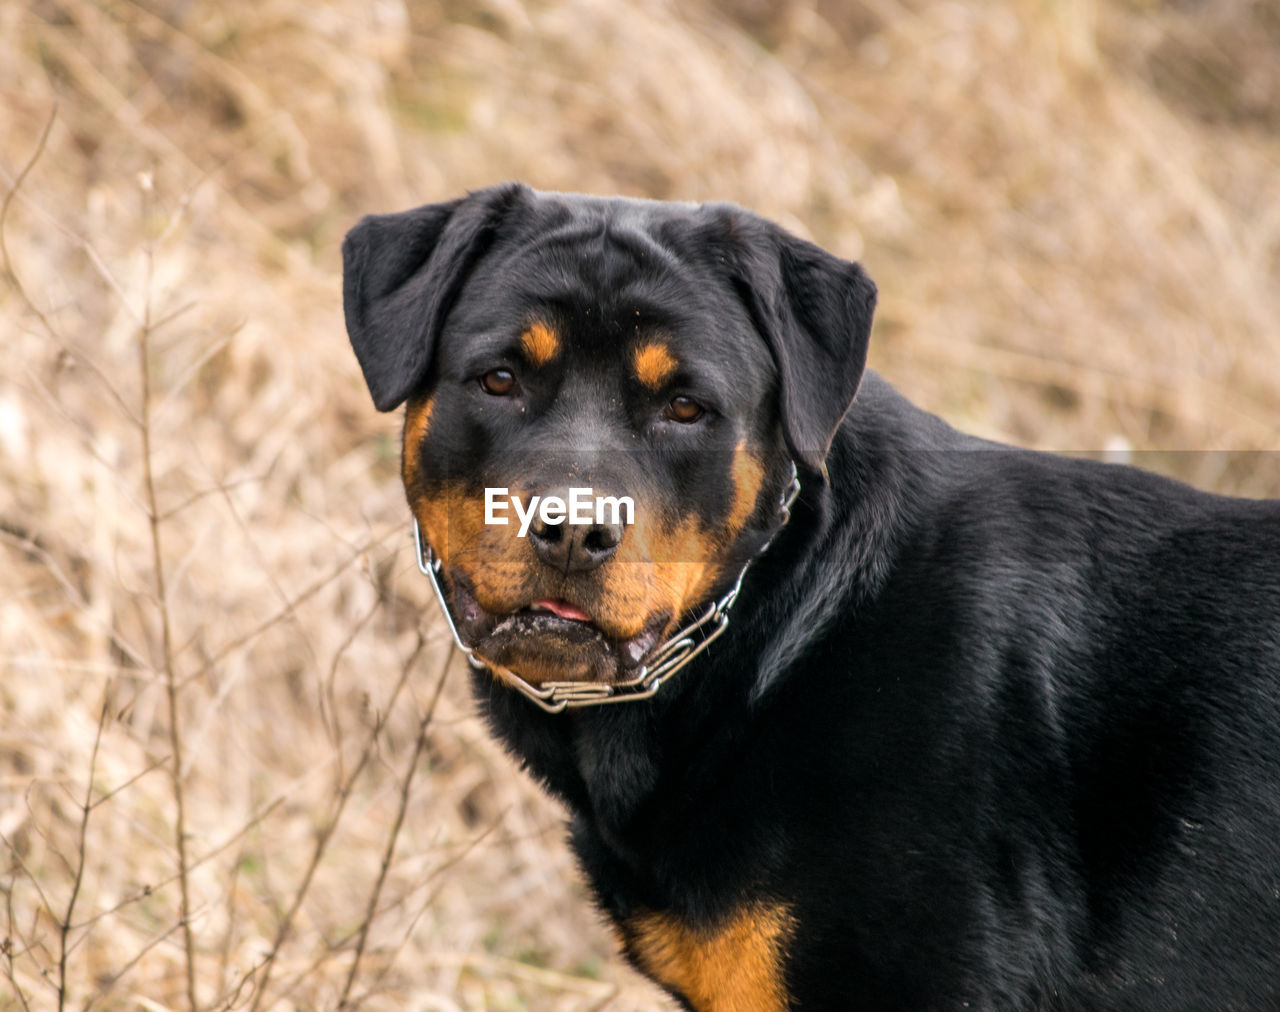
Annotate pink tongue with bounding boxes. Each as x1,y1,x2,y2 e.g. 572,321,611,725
536,598,591,622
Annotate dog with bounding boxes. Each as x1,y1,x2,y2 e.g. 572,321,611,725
342,183,1280,1010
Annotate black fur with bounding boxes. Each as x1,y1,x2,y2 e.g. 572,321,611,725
344,185,1280,1010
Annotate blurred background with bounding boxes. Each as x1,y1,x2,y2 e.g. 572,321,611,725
1,0,1277,1008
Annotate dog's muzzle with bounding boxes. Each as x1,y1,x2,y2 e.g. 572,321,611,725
413,462,801,714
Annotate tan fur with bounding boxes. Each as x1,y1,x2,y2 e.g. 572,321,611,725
521,322,560,367
633,342,678,389
407,429,769,685
727,441,764,535
402,395,434,487
625,903,795,1012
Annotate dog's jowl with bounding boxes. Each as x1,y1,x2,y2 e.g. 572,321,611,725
343,183,1280,1011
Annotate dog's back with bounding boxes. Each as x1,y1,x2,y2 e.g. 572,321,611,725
773,374,1280,1008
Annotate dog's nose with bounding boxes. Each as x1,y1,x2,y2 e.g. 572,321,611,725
528,488,625,573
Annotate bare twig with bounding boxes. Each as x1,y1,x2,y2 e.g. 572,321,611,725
69,793,288,939
23,7,294,254
350,809,508,1008
213,461,323,684
152,325,235,424
83,917,187,1011
337,645,454,1008
214,844,244,1008
4,869,34,1012
157,472,275,523
88,757,169,811
17,363,148,509
0,107,143,429
0,835,58,952
246,633,426,1011
0,107,57,339
176,529,397,688
56,687,111,1009
209,952,269,1012
136,197,200,1011
0,527,151,671
324,597,383,762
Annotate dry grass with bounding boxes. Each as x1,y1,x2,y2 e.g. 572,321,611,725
1,0,1276,1008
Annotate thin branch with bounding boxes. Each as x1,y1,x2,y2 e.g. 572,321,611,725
89,757,169,811
157,472,273,523
21,785,78,882
136,209,199,1011
17,364,148,511
0,106,144,429
246,633,425,1012
176,529,397,688
337,645,454,1008
69,792,287,937
208,952,269,1012
82,918,186,1012
214,842,243,1007
0,100,56,302
79,238,142,326
0,527,151,671
23,8,290,254
0,836,58,943
57,688,110,1010
4,869,34,1012
324,597,382,762
354,811,506,1006
148,298,199,336
213,459,322,684
152,325,235,425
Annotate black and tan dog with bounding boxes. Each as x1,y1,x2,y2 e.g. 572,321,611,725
342,183,1280,1011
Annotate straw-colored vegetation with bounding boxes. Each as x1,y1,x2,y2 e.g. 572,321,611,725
1,0,1277,1008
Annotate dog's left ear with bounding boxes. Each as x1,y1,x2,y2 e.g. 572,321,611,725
707,209,877,477
342,182,529,411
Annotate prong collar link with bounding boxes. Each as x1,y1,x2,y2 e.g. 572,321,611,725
413,462,800,714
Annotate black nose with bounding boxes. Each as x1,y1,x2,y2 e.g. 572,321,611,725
528,488,625,573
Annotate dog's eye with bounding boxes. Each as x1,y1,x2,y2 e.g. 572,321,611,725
664,395,704,423
479,368,517,396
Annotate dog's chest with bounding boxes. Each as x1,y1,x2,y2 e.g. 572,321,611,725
615,902,795,1012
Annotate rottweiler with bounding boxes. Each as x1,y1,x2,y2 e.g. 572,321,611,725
342,183,1280,1011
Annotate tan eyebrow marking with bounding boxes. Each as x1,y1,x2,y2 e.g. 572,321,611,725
520,322,560,367
633,342,678,390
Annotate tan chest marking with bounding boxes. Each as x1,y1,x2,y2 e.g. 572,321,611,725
626,903,795,1012
633,341,678,390
520,322,560,367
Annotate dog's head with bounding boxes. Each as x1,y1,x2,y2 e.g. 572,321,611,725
343,184,875,687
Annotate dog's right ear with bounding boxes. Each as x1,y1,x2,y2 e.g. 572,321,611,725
692,206,876,478
342,183,529,411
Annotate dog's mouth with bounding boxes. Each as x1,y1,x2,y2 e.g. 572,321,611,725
526,598,592,622
445,575,669,686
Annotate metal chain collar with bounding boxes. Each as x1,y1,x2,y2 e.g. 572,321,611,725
413,462,801,714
